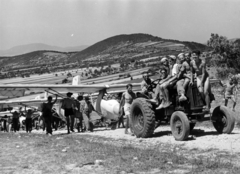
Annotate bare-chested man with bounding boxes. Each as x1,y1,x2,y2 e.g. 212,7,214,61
120,84,136,135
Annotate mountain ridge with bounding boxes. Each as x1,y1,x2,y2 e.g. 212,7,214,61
0,33,209,72
0,43,88,56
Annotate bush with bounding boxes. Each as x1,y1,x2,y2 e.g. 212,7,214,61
215,67,236,79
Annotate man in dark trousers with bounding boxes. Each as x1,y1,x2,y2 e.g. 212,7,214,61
42,95,58,135
25,109,36,133
12,111,20,132
61,92,76,134
2,115,8,132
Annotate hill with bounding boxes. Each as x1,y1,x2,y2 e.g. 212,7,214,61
70,33,209,61
0,33,209,71
0,43,88,57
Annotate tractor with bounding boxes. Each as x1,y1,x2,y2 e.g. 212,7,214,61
130,79,235,141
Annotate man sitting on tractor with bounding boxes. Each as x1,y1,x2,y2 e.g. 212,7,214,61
154,57,179,109
148,66,170,108
176,53,191,102
141,71,153,98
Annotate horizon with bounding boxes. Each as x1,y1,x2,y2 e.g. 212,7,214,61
1,0,240,50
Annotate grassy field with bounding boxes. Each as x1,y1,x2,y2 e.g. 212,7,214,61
1,90,240,174
1,131,240,174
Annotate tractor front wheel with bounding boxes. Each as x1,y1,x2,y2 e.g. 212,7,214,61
130,98,155,138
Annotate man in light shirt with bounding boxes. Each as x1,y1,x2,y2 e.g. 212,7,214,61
169,55,178,76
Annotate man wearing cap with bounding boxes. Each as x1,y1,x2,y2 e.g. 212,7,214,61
61,92,76,134
141,71,154,98
42,95,58,135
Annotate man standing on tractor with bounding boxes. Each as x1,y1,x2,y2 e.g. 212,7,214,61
120,84,136,135
191,50,212,113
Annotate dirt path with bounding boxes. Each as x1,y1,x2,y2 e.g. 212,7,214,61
31,124,240,153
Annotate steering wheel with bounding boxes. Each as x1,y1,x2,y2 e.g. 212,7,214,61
147,79,162,92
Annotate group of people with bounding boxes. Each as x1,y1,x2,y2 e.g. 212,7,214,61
0,107,38,133
120,50,217,135
143,50,214,112
41,92,95,135
0,92,95,135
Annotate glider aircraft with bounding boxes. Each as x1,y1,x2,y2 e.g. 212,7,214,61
0,75,142,129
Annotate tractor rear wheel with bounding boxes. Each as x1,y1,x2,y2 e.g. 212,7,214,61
212,106,235,134
170,111,190,141
130,98,155,138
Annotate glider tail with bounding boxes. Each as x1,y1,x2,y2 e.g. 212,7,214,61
72,75,81,85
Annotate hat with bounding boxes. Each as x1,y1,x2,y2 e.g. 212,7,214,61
66,92,73,96
160,57,168,63
178,53,185,58
169,55,176,60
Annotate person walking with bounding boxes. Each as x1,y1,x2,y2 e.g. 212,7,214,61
61,92,76,134
25,109,35,133
76,95,84,132
2,115,8,132
81,96,94,132
42,95,58,135
12,111,20,132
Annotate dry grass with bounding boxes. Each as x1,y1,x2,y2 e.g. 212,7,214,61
0,131,240,174
1,86,240,174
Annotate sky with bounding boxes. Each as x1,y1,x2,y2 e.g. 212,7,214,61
0,0,240,50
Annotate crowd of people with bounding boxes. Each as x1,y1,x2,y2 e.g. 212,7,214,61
1,49,238,136
0,92,95,135
0,107,38,133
